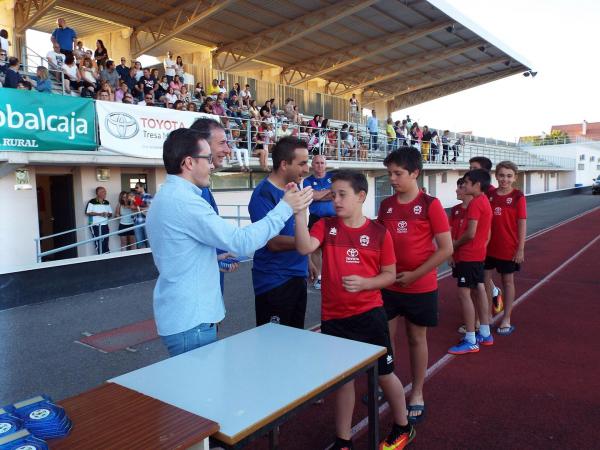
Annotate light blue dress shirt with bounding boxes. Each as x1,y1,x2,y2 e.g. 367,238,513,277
367,116,379,133
146,175,294,336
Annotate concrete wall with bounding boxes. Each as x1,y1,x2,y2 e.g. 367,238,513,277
0,0,15,56
528,142,600,186
77,29,132,63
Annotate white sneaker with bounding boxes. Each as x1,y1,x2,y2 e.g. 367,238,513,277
313,279,321,290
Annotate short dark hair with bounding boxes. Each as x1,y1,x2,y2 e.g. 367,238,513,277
271,137,308,171
469,156,493,172
456,176,465,186
189,117,224,142
8,56,18,66
65,54,75,65
464,169,491,192
332,170,368,195
95,186,105,194
106,60,114,68
163,128,206,175
383,146,423,174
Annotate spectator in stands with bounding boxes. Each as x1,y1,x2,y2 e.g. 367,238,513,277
115,57,129,79
179,85,192,105
51,18,76,57
421,125,432,162
115,191,137,251
26,66,52,93
133,182,153,248
79,57,98,96
161,86,178,104
430,129,440,162
174,100,185,111
100,60,119,91
0,29,10,55
212,94,226,117
269,98,278,115
46,42,66,75
240,83,252,105
410,122,422,150
17,80,32,90
122,92,134,104
194,82,205,100
260,100,272,121
309,114,321,129
367,110,379,152
249,99,260,120
139,93,155,106
123,66,137,94
349,93,359,116
0,48,8,82
231,127,250,172
218,79,226,94
164,51,176,83
133,60,143,81
277,119,293,139
187,102,197,112
97,90,111,101
86,186,112,255
284,98,295,121
207,78,220,97
386,118,396,151
250,119,269,170
175,56,185,83
136,68,158,101
114,81,130,102
229,82,240,98
62,55,82,95
441,130,450,163
170,74,182,95
94,40,109,71
73,41,86,61
155,75,169,100
99,80,114,101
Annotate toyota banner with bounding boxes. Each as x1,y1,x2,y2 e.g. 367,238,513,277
96,101,217,158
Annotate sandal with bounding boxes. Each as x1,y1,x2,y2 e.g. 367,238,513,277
496,325,515,335
407,404,426,425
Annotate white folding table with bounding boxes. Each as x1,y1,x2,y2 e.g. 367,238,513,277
110,323,385,449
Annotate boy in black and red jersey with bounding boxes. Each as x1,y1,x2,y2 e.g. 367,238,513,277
448,169,494,355
295,170,415,450
378,147,452,425
485,161,526,335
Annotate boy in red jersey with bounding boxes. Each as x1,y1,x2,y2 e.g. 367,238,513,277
378,147,452,424
295,170,415,450
448,169,494,354
485,161,526,335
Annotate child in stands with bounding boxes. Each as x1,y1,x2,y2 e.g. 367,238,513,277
378,147,452,425
295,170,415,450
485,161,526,335
448,169,493,355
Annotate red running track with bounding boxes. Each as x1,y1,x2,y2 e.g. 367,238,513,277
247,207,600,449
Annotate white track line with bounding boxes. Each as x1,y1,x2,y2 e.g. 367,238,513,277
324,208,600,449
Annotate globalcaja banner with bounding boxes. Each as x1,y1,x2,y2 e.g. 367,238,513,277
96,101,217,158
0,89,97,151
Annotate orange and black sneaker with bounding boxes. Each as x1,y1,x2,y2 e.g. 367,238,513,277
379,423,415,450
493,288,504,314
332,437,354,450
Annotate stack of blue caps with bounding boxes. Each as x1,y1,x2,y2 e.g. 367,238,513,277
0,429,48,450
11,395,72,440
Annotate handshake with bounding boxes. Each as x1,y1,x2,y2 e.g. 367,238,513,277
282,183,313,214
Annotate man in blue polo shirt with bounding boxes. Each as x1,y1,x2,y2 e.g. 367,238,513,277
51,18,76,58
249,137,313,328
303,155,335,290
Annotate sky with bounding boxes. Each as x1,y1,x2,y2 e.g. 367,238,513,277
391,0,600,141
25,0,600,142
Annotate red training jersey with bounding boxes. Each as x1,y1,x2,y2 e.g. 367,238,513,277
377,192,450,293
455,194,492,262
449,204,468,241
486,189,527,260
310,217,396,321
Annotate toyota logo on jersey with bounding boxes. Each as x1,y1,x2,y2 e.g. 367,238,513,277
346,248,360,263
397,221,408,233
494,207,502,215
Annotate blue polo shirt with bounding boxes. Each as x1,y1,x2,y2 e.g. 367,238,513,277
249,177,308,295
305,172,335,218
51,27,76,51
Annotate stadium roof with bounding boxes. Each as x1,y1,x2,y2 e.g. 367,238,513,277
17,0,533,110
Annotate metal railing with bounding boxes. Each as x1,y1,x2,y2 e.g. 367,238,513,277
35,211,147,262
21,45,67,95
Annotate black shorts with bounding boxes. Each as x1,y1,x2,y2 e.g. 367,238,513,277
381,289,439,327
321,307,394,375
255,277,307,329
454,261,485,288
484,256,521,274
118,223,135,236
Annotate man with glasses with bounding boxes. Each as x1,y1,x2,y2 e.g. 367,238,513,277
139,93,155,107
116,57,129,80
135,68,157,102
146,128,313,356
0,49,8,84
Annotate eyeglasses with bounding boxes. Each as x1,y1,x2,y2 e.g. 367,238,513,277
187,153,213,164
145,96,153,100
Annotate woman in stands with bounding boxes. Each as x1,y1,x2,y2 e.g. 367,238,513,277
421,125,432,162
187,102,198,112
94,40,108,71
201,97,214,114
79,57,99,96
170,74,183,95
309,114,321,129
62,54,82,95
133,61,143,81
260,100,272,122
161,86,178,105
230,82,241,98
115,191,137,251
248,99,260,120
175,56,184,83
115,81,131,103
194,82,205,100
156,75,169,100
179,85,192,105
27,66,52,93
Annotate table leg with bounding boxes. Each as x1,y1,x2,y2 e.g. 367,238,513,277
269,425,280,450
187,436,210,450
367,364,379,450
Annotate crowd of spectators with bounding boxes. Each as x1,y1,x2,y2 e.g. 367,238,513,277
0,20,465,168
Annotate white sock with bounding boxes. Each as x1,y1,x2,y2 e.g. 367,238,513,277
492,286,500,297
465,331,476,344
479,324,491,337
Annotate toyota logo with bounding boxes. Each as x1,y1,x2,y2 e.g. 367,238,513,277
346,248,359,257
105,112,139,139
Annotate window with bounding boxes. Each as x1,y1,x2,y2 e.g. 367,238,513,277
578,164,585,170
122,173,147,191
590,156,596,162
579,154,585,161
550,173,556,178
374,175,394,214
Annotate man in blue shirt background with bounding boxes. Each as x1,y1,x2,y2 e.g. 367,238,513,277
51,18,76,58
146,129,313,357
303,155,335,290
367,109,379,152
249,137,315,328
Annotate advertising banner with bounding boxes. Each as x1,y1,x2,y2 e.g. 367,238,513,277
96,101,217,158
0,89,97,151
